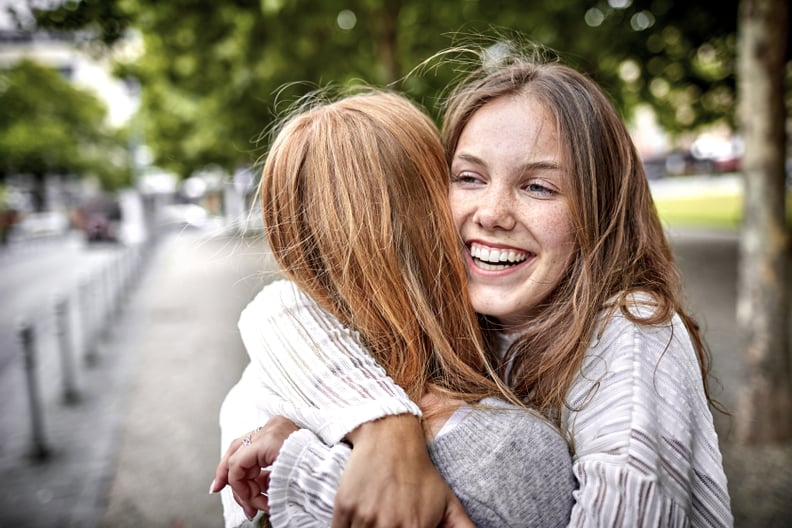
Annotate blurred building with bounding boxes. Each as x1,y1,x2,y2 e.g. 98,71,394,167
0,29,138,128
0,28,153,244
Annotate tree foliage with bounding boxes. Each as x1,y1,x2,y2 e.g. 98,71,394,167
29,0,788,179
0,59,130,192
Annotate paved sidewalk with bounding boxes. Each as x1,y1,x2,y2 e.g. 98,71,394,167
668,229,792,528
0,227,789,527
98,231,279,527
0,229,278,527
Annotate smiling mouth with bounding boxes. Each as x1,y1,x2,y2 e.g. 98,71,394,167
469,242,528,271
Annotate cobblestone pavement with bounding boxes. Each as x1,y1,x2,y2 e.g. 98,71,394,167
0,227,789,527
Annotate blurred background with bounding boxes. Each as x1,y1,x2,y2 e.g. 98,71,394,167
0,0,789,526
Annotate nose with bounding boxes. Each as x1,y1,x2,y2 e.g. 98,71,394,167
472,186,516,231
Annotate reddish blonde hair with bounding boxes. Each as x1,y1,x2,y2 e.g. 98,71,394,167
442,51,714,421
261,89,516,404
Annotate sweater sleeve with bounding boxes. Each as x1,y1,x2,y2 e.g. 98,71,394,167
218,363,277,528
562,306,732,527
267,429,351,528
219,280,421,526
237,279,421,444
270,401,575,528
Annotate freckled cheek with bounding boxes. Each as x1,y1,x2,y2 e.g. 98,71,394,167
558,226,577,267
448,192,470,229
542,211,576,261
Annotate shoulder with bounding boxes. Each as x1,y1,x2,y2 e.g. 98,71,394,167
431,399,571,468
583,293,700,389
473,399,570,453
564,293,715,456
429,401,574,528
239,279,331,330
433,401,573,492
237,279,363,352
242,279,309,316
562,295,731,524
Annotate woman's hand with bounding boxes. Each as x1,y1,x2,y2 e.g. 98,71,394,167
211,416,299,520
333,414,474,528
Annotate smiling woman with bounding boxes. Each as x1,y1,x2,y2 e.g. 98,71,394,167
449,93,575,328
214,44,732,528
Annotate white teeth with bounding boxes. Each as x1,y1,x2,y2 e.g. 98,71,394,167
476,260,511,271
470,243,528,265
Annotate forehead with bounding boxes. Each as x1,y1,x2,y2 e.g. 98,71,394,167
455,94,562,166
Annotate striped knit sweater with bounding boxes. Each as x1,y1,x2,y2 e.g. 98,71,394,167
261,397,575,527
219,279,733,527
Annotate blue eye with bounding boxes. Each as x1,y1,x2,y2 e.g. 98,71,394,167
525,182,555,196
452,171,483,185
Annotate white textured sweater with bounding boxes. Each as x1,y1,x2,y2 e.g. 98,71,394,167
262,397,575,527
219,280,733,527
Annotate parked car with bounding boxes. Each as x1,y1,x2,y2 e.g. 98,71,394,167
72,197,121,243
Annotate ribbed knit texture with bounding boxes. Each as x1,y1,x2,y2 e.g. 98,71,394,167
559,296,732,526
220,281,733,527
266,399,574,527
267,429,351,527
237,280,422,445
426,398,574,527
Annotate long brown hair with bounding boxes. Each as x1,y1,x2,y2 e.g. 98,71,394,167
441,49,714,421
260,89,516,405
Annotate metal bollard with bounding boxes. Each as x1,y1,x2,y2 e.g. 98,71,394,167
113,254,124,314
54,295,81,404
18,321,50,461
103,263,114,332
79,277,99,366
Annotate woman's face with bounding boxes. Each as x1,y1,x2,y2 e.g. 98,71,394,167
449,94,576,327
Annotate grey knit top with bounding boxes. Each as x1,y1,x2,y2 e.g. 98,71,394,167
263,397,574,527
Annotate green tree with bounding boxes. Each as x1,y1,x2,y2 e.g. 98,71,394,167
0,60,130,206
30,0,758,175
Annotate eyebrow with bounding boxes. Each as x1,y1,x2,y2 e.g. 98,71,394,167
453,152,562,173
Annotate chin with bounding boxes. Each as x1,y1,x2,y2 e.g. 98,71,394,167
471,300,515,321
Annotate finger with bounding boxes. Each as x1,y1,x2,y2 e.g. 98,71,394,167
229,437,271,478
439,495,475,528
211,456,231,493
254,469,271,494
233,489,260,521
248,493,270,513
335,500,378,528
211,438,243,493
251,470,271,513
229,470,262,503
331,505,352,528
228,446,275,503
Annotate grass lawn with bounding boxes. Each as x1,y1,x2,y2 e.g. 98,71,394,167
652,177,792,230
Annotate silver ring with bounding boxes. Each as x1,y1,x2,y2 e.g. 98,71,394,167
241,434,252,447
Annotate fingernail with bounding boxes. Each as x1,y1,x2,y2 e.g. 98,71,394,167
208,479,216,494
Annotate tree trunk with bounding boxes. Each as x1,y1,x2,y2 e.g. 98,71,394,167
376,0,402,85
735,0,791,444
